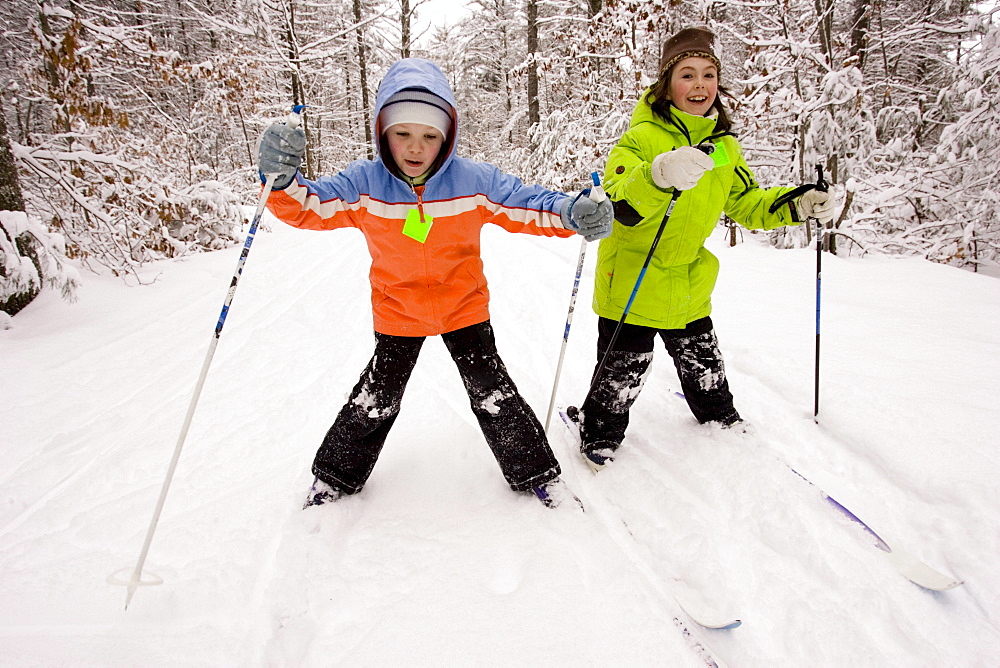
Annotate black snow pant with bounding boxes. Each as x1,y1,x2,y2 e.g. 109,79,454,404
312,320,560,494
579,316,740,455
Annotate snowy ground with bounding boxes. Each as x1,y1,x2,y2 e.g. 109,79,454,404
2,214,998,666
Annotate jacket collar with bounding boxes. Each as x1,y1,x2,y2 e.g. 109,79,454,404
630,89,720,145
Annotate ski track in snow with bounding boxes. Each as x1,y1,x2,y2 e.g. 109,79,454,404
1,217,999,665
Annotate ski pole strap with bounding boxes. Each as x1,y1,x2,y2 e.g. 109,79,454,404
769,163,829,213
768,183,815,214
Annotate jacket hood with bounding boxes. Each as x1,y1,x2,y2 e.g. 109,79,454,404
373,59,459,181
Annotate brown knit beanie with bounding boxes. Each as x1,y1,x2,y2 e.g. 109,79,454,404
658,27,721,78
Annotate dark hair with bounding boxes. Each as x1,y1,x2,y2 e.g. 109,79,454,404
644,67,735,138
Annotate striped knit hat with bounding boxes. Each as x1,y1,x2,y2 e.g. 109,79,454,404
379,89,453,138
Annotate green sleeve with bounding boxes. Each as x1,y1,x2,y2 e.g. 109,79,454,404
723,148,803,230
603,127,675,218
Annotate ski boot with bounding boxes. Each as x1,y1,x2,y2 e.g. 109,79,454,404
565,405,616,472
530,476,584,511
303,477,344,508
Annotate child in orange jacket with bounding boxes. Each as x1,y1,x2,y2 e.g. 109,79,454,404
258,58,612,509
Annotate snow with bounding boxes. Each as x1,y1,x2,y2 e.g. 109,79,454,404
1,215,999,665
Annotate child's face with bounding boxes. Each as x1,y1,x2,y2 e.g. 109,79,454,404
385,123,445,178
668,56,718,117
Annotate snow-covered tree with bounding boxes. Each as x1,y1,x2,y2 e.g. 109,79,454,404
0,209,80,322
6,1,251,280
1,92,78,320
0,0,995,300
920,11,1000,270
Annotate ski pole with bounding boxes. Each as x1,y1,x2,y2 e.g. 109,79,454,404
812,164,829,422
581,144,716,410
112,106,305,610
544,172,605,434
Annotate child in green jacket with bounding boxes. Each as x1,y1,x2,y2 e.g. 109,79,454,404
571,27,836,469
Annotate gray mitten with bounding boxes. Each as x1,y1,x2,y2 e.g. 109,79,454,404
257,123,306,190
561,192,614,242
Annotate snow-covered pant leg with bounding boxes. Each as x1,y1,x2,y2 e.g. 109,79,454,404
659,317,740,425
442,321,560,492
579,318,656,455
312,332,424,494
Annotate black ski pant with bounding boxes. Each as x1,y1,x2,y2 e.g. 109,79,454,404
312,320,560,494
579,316,740,454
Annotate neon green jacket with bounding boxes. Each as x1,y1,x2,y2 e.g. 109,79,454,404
595,94,802,329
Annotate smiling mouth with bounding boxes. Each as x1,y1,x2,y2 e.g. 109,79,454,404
688,96,708,104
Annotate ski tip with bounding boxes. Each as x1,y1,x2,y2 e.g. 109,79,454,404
692,617,742,630
911,575,964,592
672,589,743,631
888,548,964,591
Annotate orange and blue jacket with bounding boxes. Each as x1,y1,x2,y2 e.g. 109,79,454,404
266,58,576,337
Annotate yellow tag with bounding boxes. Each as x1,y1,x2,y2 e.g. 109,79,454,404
402,208,433,243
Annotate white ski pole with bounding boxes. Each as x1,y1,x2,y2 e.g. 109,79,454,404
110,106,304,610
544,172,606,434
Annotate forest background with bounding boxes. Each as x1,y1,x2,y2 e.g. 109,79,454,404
1,0,998,317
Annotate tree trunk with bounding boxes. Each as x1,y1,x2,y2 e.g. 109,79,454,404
827,154,839,254
355,0,373,158
849,0,870,70
400,0,411,58
814,0,835,66
0,96,40,317
526,0,539,130
0,98,25,213
281,0,315,178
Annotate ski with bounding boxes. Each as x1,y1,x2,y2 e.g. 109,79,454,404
558,408,743,632
786,465,963,591
674,617,731,668
671,391,963,592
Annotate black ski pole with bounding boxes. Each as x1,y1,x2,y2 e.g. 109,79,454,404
812,164,829,421
581,188,680,409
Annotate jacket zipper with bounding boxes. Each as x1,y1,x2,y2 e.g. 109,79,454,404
415,187,426,224
404,177,428,225
409,183,436,324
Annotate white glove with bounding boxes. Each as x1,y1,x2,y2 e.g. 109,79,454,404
650,147,715,191
799,189,835,224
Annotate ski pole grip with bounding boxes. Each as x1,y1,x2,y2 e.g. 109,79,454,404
589,171,606,203
287,104,307,128
815,164,829,193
